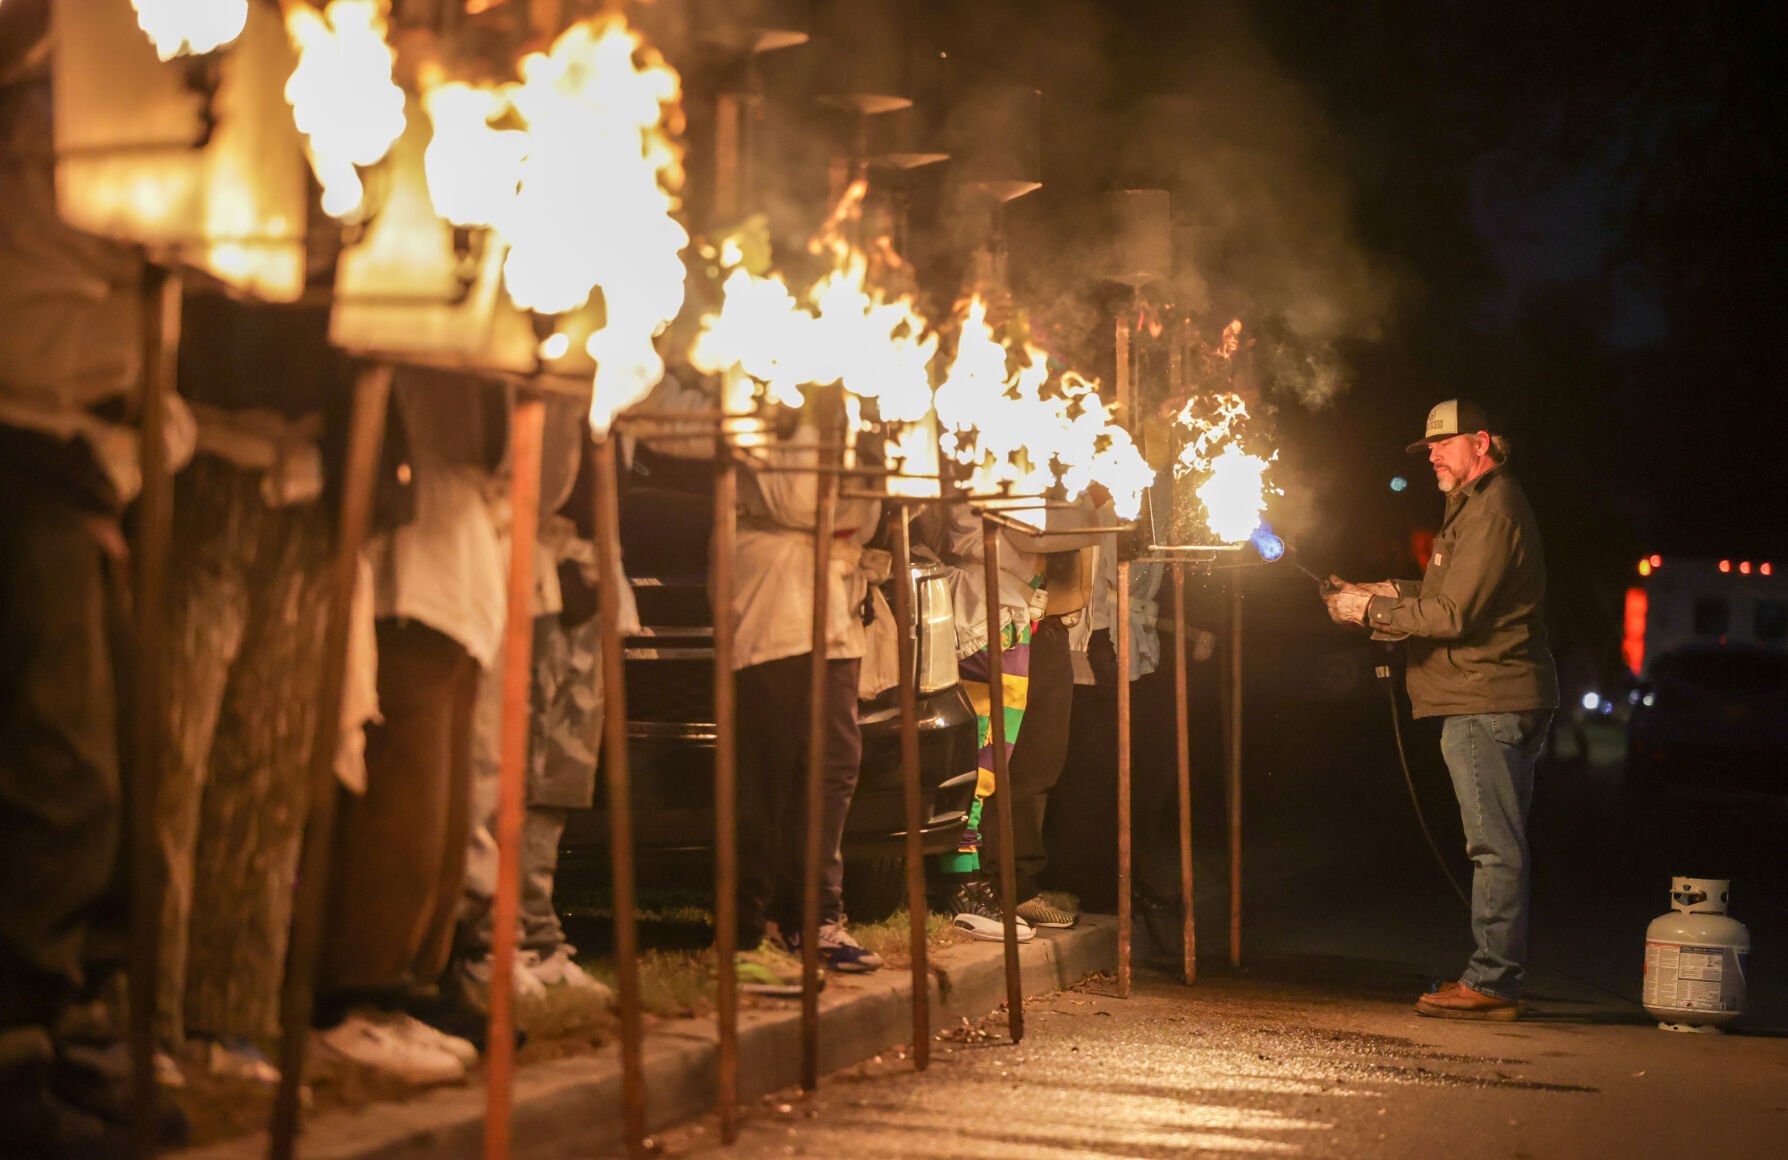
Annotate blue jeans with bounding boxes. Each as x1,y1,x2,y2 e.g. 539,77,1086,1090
1439,710,1552,999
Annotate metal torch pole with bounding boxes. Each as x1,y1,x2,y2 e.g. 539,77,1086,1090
800,403,839,1092
712,435,740,1141
128,263,179,1160
891,504,930,1069
270,363,393,1160
1115,558,1132,1000
483,396,545,1160
1172,565,1196,985
593,436,647,1157
1228,577,1244,969
981,518,1024,1042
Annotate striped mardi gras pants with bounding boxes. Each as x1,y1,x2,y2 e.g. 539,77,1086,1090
938,618,1034,876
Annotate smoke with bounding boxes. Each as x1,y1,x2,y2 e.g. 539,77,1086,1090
1001,2,1398,410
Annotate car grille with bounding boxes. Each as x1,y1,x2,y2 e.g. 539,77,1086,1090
624,653,715,726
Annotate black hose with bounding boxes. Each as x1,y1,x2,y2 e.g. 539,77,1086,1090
1379,663,1471,908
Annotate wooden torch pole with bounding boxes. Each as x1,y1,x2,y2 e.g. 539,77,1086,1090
1172,565,1196,985
270,363,393,1160
593,436,647,1157
712,435,740,1141
981,519,1024,1042
892,505,930,1069
799,415,839,1092
482,395,545,1160
1115,558,1133,1000
128,263,179,1160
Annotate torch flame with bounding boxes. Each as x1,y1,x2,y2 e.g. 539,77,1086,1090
421,82,526,229
283,0,406,220
131,0,248,60
1174,391,1279,543
689,180,940,476
935,298,1155,518
418,16,689,435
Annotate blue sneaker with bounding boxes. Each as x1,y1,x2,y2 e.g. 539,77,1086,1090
785,922,885,973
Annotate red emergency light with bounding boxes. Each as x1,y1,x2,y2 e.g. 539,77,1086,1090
1622,586,1647,676
1720,559,1732,573
1740,561,1753,575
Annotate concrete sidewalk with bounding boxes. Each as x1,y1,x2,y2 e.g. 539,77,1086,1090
179,918,1117,1159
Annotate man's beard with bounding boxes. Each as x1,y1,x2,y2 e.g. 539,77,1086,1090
1436,470,1456,493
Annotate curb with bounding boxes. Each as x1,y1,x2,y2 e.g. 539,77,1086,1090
180,917,1117,1159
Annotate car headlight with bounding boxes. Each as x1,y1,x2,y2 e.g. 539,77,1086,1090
914,568,959,695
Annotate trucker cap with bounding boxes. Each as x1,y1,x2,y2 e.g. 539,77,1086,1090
1405,399,1494,455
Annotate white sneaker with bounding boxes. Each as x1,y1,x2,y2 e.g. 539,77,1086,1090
387,1014,479,1068
460,951,550,1006
205,1038,278,1085
314,1014,463,1086
530,946,613,1001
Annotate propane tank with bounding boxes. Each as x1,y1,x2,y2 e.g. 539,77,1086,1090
1642,876,1750,1033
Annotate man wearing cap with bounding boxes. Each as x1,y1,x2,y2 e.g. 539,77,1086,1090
1325,400,1558,1020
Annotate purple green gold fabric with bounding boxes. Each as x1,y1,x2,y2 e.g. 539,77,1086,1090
939,618,1034,875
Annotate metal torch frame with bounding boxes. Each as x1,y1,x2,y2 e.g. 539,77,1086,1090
1114,544,1248,996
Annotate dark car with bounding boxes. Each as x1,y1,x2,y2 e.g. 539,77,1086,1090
561,446,978,922
1626,643,1788,799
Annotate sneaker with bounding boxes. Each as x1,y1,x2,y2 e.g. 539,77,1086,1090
459,950,550,1010
784,922,884,973
313,1014,464,1086
530,945,615,1002
1015,894,1079,929
387,1014,479,1068
204,1038,278,1086
943,878,1034,944
734,941,818,997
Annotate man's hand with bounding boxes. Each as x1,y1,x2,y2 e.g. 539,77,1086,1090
1328,575,1399,599
1324,589,1371,626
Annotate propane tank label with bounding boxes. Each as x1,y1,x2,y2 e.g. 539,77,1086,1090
1644,942,1746,1012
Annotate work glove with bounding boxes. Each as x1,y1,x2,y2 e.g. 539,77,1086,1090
1323,576,1396,626
1324,589,1370,626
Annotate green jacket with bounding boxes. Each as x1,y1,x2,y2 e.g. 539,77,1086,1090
1366,466,1559,718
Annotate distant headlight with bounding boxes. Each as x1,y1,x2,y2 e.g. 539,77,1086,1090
1581,692,1601,712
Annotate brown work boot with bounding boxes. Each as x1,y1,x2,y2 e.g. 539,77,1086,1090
1414,981,1524,1021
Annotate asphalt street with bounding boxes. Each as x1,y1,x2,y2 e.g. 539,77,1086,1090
652,689,1788,1158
